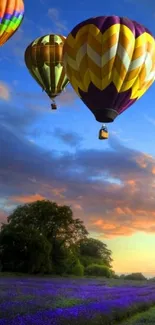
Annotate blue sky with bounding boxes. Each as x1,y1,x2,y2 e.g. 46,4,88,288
1,0,155,276
1,0,155,153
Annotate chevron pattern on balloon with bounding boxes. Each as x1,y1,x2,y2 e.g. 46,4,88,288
63,23,155,100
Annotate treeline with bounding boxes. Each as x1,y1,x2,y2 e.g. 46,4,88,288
0,200,151,281
0,200,114,277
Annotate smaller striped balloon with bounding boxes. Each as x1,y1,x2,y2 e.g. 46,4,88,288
0,0,24,46
24,34,69,108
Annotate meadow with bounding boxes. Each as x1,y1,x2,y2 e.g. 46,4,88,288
0,275,155,324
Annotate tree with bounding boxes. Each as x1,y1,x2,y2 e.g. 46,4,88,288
7,200,88,245
0,200,88,274
78,237,113,268
0,223,52,273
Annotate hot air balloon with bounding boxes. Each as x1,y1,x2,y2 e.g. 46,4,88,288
63,16,155,139
0,0,24,46
25,34,69,110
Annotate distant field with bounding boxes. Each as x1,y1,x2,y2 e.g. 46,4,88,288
0,275,155,324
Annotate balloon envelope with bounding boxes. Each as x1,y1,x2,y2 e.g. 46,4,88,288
63,16,155,123
0,0,24,46
25,34,69,100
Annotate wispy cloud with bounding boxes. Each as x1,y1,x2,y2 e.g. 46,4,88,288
15,87,76,104
53,128,83,147
0,17,51,64
47,8,68,34
110,129,133,143
0,102,40,135
144,114,155,126
5,25,33,65
0,8,68,65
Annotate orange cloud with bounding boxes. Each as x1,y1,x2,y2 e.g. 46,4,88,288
88,204,155,238
114,207,126,216
5,175,155,238
127,180,136,186
0,210,7,224
3,124,155,238
93,220,116,230
11,194,46,204
0,82,10,101
9,163,155,238
73,204,83,211
57,87,77,105
51,187,66,198
35,182,67,199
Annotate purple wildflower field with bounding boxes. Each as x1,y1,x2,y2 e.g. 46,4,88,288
0,277,155,325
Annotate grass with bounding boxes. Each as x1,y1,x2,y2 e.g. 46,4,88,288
120,306,155,324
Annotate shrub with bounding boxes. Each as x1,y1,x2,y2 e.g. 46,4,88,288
85,264,112,277
124,273,147,281
71,260,84,276
79,255,104,267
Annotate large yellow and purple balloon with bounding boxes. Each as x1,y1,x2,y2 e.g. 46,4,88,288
63,16,155,123
0,0,24,46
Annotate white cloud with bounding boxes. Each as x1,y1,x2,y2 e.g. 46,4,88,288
48,8,59,20
47,8,68,34
144,114,155,126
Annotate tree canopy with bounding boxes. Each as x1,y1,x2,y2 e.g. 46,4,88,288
0,200,113,276
78,237,113,268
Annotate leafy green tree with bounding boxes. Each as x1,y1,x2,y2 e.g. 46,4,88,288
78,237,113,268
0,200,88,274
0,223,52,273
7,200,88,245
